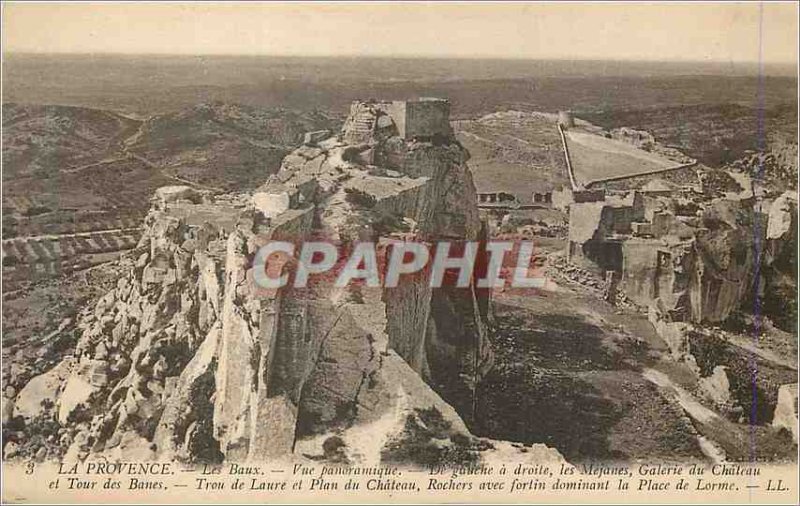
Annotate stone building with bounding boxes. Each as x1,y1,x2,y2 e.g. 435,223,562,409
384,98,451,139
343,98,452,144
477,191,520,208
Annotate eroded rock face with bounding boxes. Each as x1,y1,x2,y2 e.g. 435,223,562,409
13,101,513,466
569,188,796,326
762,191,798,332
697,366,731,407
13,360,72,421
214,101,493,458
772,384,798,444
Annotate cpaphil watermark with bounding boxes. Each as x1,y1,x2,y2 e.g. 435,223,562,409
250,239,549,291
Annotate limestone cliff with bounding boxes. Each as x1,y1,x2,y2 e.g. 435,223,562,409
623,198,765,324
12,101,556,467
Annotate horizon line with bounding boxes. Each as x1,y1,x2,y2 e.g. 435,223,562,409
3,50,798,68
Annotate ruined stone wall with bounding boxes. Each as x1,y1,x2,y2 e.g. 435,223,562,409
630,200,764,323
567,196,640,271
373,99,451,140
592,165,699,192
568,189,775,326
343,99,451,143
618,230,752,325
602,206,635,235
621,240,693,318
402,100,451,139
384,102,407,139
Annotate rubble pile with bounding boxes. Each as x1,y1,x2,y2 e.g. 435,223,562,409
546,254,640,310
727,149,798,187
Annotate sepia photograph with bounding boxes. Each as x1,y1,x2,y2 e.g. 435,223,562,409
1,1,798,504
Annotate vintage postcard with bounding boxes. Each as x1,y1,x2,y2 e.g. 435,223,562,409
1,1,798,504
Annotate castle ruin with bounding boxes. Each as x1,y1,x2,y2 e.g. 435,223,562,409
343,98,451,144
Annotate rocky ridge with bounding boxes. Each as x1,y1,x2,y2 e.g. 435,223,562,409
5,100,560,467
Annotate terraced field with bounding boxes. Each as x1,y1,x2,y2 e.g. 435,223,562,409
4,212,143,239
1,229,141,292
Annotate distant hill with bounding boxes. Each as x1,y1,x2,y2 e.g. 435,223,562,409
456,111,570,201
2,102,339,219
2,103,139,179
2,103,156,224
3,55,795,119
2,101,339,232
581,103,798,168
126,102,339,190
1,101,338,293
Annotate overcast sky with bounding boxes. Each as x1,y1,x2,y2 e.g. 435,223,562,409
2,2,797,64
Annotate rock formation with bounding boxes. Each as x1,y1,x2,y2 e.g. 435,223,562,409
762,191,798,332
772,384,799,444
561,171,797,431
567,182,797,329
10,100,559,467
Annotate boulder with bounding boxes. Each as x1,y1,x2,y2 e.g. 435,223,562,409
154,186,200,206
648,307,691,358
766,191,797,240
14,359,72,420
58,374,98,424
698,366,731,407
252,191,291,218
4,441,20,459
772,383,798,443
2,397,15,424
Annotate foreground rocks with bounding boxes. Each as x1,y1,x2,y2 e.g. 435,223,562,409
7,100,556,467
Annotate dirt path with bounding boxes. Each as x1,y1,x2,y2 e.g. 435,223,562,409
642,368,727,462
61,157,128,174
724,333,798,371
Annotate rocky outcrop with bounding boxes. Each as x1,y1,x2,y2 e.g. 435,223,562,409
212,100,493,460
647,308,691,358
772,384,798,443
13,360,72,421
567,186,796,327
697,366,732,408
762,191,798,332
10,100,526,467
